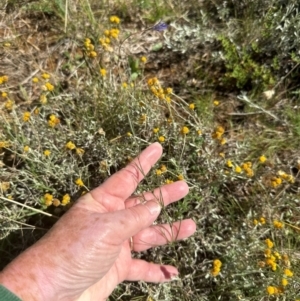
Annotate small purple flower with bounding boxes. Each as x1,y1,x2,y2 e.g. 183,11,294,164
152,21,168,32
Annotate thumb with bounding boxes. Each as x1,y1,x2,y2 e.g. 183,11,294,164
112,200,162,243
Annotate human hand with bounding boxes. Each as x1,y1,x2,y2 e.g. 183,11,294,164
0,143,196,301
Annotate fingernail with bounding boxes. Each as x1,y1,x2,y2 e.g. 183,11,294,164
146,200,161,215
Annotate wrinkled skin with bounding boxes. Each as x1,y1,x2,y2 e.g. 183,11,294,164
0,143,196,301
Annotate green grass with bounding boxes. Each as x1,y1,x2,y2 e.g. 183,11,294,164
1,0,300,300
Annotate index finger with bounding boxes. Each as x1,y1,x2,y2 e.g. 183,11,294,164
91,142,163,203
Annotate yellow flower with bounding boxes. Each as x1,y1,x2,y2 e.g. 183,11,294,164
34,108,39,115
158,136,165,142
42,73,50,80
84,38,91,44
140,56,147,63
265,238,274,249
165,87,173,94
245,168,254,177
100,68,107,77
177,174,184,181
181,126,189,135
189,103,195,110
160,165,167,172
282,278,288,286
75,178,84,187
43,150,51,157
61,194,71,206
1,92,8,97
0,75,8,84
5,99,14,110
220,138,227,145
45,82,54,91
284,269,293,277
266,286,276,295
40,94,47,104
122,82,128,88
197,129,202,135
66,141,76,150
126,132,132,137
31,77,39,83
156,169,162,176
23,145,30,152
153,127,159,133
226,160,233,168
109,28,120,39
274,251,281,260
259,217,266,224
211,268,220,277
48,114,60,127
165,96,171,103
213,259,222,268
0,141,10,148
89,51,97,58
213,100,220,106
273,220,284,229
23,111,31,122
264,249,271,257
259,155,267,163
253,219,258,226
235,166,242,173
212,126,225,139
44,193,53,206
76,148,84,155
165,179,174,184
109,16,120,24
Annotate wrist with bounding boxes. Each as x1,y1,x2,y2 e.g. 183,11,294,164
0,245,56,301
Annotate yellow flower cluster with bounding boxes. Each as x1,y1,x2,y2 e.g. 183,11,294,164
266,286,283,295
4,99,14,110
109,16,120,24
0,141,10,149
156,164,168,176
65,141,84,155
262,238,294,295
23,112,31,122
211,126,226,144
66,141,76,150
104,28,120,39
277,170,295,183
48,114,60,128
147,77,172,103
266,267,294,295
44,193,53,206
44,193,71,207
44,82,54,91
211,259,222,276
0,75,8,84
253,216,266,225
241,161,254,177
84,38,97,57
75,178,84,187
273,220,284,229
